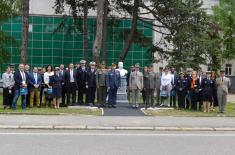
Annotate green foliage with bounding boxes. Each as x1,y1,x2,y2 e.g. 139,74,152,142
212,0,235,60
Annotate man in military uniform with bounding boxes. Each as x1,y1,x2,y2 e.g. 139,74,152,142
106,63,121,108
143,65,156,108
96,63,108,107
129,63,143,108
176,72,188,109
76,60,88,105
155,67,163,106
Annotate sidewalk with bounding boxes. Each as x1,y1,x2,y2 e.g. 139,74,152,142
0,115,235,131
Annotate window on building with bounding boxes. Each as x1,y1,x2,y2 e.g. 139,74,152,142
225,64,232,76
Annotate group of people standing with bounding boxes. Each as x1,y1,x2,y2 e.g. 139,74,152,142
2,61,122,110
127,65,231,114
2,61,231,115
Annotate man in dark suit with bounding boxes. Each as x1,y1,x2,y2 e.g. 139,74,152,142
196,69,205,110
60,64,66,106
87,62,97,106
76,60,88,105
29,67,42,108
170,67,177,108
24,64,30,107
185,68,193,109
64,63,77,106
106,63,121,108
12,64,29,110
38,67,44,107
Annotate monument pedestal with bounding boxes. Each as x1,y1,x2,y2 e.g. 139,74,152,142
116,76,129,104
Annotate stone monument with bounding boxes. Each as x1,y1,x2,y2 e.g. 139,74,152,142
116,62,129,104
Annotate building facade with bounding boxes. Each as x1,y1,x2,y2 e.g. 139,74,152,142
0,0,153,74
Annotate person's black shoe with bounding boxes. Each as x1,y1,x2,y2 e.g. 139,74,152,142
112,105,116,108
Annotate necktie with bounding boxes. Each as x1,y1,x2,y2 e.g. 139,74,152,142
222,77,223,82
35,73,37,84
22,71,25,81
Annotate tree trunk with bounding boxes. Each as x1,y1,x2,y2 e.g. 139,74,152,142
92,0,105,64
21,0,29,64
83,0,88,62
118,0,139,62
102,0,108,64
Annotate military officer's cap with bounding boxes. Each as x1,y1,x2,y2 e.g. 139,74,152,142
9,64,15,67
179,72,185,75
206,71,212,74
89,61,96,66
220,68,225,72
38,67,42,70
135,63,140,68
187,68,193,72
80,60,86,64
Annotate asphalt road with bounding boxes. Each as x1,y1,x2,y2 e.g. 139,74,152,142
0,130,234,155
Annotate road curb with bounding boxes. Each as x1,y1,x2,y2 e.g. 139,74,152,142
1,125,235,131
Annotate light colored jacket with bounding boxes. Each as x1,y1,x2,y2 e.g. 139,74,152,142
129,71,143,90
2,72,15,88
216,76,231,95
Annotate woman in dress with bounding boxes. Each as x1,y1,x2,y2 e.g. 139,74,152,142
2,66,15,109
50,67,63,109
160,67,172,107
44,65,54,107
202,71,214,112
190,71,199,110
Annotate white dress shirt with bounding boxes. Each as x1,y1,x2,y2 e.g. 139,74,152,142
70,69,75,82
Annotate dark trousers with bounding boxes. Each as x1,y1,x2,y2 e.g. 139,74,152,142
170,89,176,108
145,89,154,107
185,91,191,109
141,89,146,104
212,89,218,107
88,86,96,104
77,85,88,105
61,84,66,106
108,87,118,105
26,88,30,107
97,86,107,105
178,90,186,109
197,91,203,110
40,85,44,106
3,88,13,107
66,82,77,105
190,90,197,110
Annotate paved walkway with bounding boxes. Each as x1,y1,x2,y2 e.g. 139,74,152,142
103,102,145,116
228,94,235,103
0,115,235,128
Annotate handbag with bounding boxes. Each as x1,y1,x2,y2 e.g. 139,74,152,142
160,90,168,97
171,89,176,96
47,88,53,95
20,87,28,95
